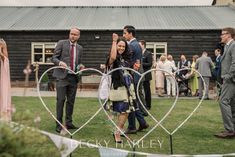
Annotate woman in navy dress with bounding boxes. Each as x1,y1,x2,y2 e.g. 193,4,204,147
107,33,133,143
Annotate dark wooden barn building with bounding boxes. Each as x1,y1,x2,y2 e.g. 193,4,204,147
0,5,235,82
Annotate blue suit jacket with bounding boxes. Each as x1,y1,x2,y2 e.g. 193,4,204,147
128,39,143,83
213,55,221,79
129,39,142,67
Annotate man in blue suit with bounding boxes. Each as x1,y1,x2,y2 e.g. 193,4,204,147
213,48,222,84
123,25,149,133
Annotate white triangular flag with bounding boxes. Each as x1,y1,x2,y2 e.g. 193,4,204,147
98,147,129,157
147,154,171,157
193,155,222,157
41,131,79,157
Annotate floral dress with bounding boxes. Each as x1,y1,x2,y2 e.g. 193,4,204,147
110,56,134,113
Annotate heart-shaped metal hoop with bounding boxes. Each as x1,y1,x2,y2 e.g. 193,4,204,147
38,66,206,146
37,66,103,136
135,68,179,145
136,67,206,138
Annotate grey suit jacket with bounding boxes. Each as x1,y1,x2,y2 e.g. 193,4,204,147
195,55,214,77
52,39,83,79
220,40,235,82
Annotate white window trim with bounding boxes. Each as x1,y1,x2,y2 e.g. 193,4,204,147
146,42,167,62
31,42,56,65
146,42,167,94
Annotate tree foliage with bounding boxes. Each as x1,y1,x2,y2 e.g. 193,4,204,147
0,120,59,157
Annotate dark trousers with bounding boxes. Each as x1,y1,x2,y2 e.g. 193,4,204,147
143,80,151,109
56,74,78,127
127,80,147,130
128,109,146,130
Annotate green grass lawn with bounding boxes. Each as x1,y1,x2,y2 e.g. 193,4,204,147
12,96,235,157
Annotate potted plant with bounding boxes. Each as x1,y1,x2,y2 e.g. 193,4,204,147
40,73,49,91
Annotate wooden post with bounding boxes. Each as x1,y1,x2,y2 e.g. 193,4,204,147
23,60,32,96
33,62,39,86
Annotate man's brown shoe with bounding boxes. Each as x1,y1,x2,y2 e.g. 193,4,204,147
55,126,62,133
66,124,78,130
137,123,149,132
124,129,137,134
214,131,235,139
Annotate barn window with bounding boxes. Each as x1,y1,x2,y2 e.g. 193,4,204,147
146,42,167,62
31,42,56,64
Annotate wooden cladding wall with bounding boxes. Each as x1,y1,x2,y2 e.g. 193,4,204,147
137,30,221,62
0,30,221,81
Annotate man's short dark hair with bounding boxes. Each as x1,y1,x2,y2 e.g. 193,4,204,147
139,40,146,48
124,25,136,37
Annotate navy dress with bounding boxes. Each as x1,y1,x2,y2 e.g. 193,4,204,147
110,56,133,113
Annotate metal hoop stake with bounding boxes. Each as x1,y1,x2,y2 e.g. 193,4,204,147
170,134,173,155
132,145,136,157
70,135,73,157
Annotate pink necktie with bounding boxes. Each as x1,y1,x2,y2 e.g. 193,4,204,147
70,44,74,71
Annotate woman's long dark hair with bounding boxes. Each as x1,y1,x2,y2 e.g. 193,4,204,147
116,37,131,63
108,37,132,89
106,37,132,67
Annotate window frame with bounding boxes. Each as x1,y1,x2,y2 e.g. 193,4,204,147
146,42,167,62
31,42,57,65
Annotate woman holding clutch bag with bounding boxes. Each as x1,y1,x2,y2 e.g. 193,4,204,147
0,38,12,122
107,33,133,143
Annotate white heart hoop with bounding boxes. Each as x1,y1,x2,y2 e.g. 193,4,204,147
170,68,206,135
37,66,103,136
98,67,179,146
37,66,206,146
136,67,206,137
135,68,179,145
98,67,142,145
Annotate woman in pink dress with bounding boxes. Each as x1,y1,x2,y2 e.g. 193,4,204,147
0,39,12,122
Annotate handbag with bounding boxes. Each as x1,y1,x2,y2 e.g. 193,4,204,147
109,86,129,102
99,74,111,100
